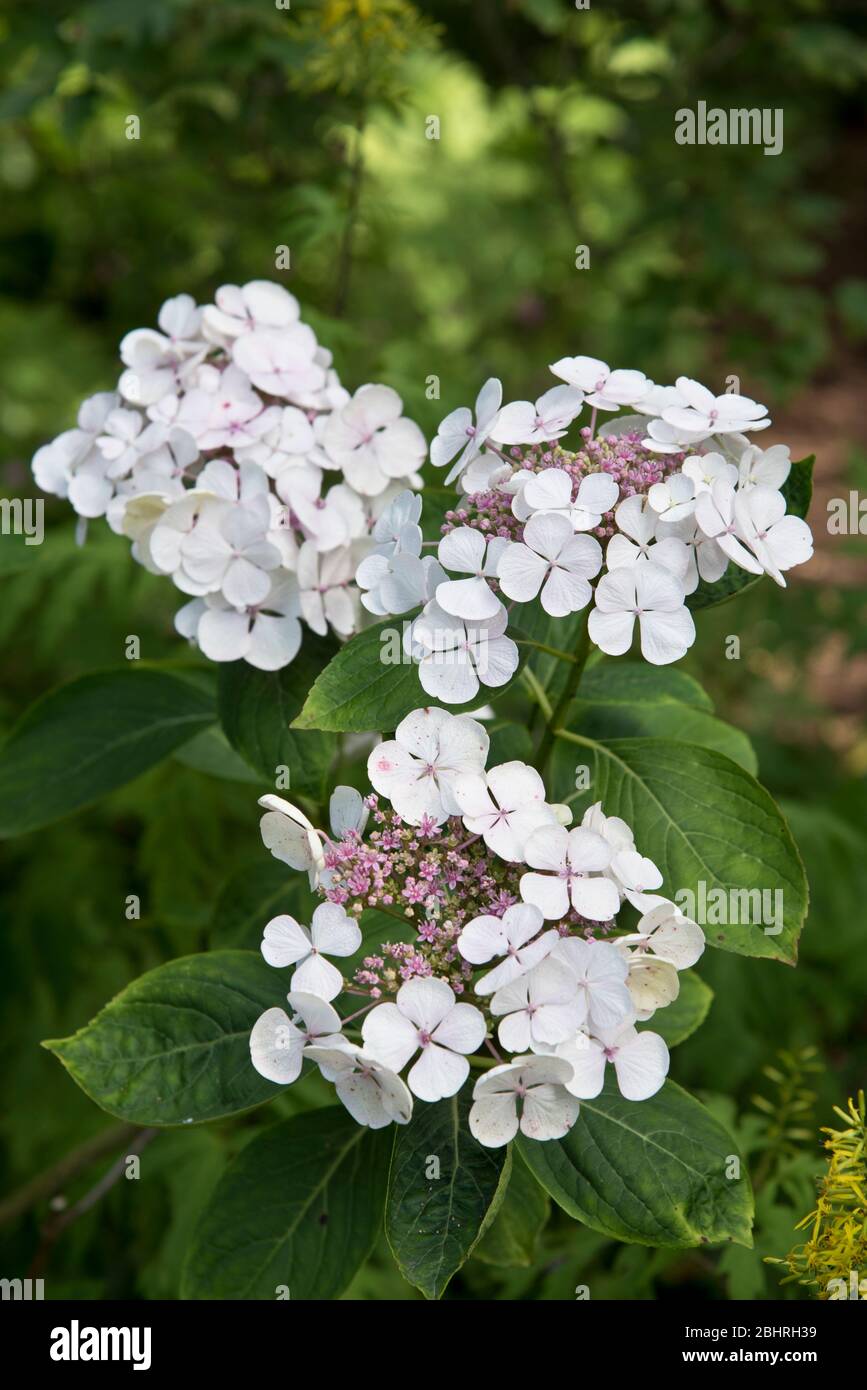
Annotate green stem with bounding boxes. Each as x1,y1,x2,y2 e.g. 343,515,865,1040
514,637,579,664
536,613,592,774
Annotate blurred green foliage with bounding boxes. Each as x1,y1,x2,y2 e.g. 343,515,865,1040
1,0,866,1300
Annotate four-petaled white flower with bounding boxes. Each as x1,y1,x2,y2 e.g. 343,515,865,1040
733,485,814,587
249,991,343,1084
410,601,519,705
557,1023,669,1101
356,549,444,616
175,571,302,670
681,452,738,495
551,937,635,1034
549,356,649,411
498,513,602,617
662,377,771,437
491,385,584,445
435,527,507,620
452,761,559,862
618,900,706,969
203,280,301,341
362,977,486,1102
323,385,426,497
520,824,621,921
514,467,619,530
693,479,764,576
647,471,697,524
737,443,791,491
589,562,696,665
260,902,362,1002
490,957,583,1053
458,902,557,995
606,493,690,578
367,706,489,826
608,846,664,911
469,1054,580,1147
304,1041,413,1128
430,378,503,486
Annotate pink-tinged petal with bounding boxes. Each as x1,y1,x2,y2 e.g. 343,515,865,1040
408,1043,469,1102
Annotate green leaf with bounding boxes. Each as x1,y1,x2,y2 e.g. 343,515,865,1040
576,662,714,712
210,859,317,951
43,950,287,1125
386,1088,511,1298
518,1077,753,1249
570,662,756,773
472,1146,550,1267
217,640,338,798
182,1108,390,1300
487,719,535,765
642,971,713,1047
553,734,807,963
688,455,814,610
293,615,523,733
172,725,262,784
0,668,215,837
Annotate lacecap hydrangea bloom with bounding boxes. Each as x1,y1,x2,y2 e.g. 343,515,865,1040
356,359,813,702
32,283,426,670
249,706,705,1146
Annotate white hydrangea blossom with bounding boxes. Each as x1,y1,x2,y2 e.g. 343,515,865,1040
361,359,812,704
248,705,706,1146
33,283,426,671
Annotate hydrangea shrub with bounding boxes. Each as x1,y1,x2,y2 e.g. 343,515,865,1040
13,285,817,1299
